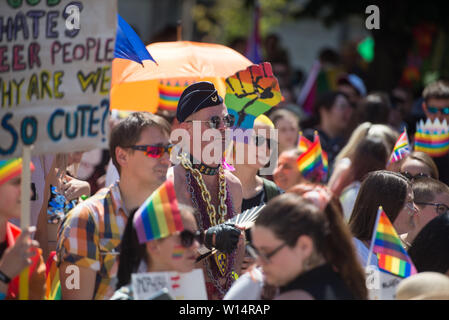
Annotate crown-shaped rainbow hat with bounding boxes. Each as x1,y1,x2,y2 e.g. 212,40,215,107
133,179,184,244
414,118,449,157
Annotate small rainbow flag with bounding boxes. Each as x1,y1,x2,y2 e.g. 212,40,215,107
159,80,190,111
368,207,417,278
45,252,61,300
133,180,184,244
297,132,313,153
388,130,410,164
296,132,328,183
225,62,282,130
414,118,449,157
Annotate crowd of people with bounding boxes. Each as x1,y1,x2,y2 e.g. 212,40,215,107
1,41,449,301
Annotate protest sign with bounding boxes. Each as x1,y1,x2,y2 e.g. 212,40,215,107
366,266,402,300
131,269,208,300
0,0,117,159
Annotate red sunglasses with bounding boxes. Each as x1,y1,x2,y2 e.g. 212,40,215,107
127,144,173,158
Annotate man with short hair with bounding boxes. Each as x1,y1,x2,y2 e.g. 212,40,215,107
401,177,449,247
171,81,244,300
421,80,449,185
57,112,172,300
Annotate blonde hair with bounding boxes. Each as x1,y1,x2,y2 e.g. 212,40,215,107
335,122,398,163
254,114,274,128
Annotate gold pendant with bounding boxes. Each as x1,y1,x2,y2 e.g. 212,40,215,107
214,252,227,277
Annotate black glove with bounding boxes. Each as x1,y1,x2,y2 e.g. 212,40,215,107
205,223,241,254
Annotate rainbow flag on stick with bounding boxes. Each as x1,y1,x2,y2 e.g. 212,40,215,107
296,132,328,183
45,252,61,300
388,130,410,164
297,132,313,153
367,207,417,278
133,180,184,243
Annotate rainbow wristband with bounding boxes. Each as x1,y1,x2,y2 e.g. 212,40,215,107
0,291,6,300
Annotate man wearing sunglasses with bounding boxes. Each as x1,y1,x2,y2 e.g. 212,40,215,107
421,80,449,185
57,112,172,300
172,81,245,300
401,177,449,247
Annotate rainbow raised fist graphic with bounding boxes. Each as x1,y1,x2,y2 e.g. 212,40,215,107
225,62,282,130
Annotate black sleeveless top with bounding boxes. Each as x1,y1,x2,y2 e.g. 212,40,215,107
279,263,355,300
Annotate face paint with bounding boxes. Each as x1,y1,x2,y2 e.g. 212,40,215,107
172,245,185,259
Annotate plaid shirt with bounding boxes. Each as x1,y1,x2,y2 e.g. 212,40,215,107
56,182,128,300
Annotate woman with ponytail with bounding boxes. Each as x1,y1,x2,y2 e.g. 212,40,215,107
249,187,367,300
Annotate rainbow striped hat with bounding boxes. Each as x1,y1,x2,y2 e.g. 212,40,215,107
0,158,34,186
133,180,184,243
414,118,449,157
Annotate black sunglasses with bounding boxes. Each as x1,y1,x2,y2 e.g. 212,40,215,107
246,242,286,264
401,171,430,181
186,114,235,129
180,230,203,248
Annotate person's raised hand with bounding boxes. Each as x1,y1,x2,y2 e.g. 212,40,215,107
0,226,40,280
62,178,90,201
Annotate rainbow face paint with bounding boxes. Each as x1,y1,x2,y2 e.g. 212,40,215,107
172,245,185,259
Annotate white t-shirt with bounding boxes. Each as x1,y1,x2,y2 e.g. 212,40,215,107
340,181,361,222
224,267,265,300
353,237,378,267
105,159,120,188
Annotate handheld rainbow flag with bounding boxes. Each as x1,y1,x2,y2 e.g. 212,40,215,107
367,207,417,278
45,252,62,300
414,118,449,157
296,132,328,183
225,62,282,131
388,130,410,164
133,180,184,244
297,132,313,153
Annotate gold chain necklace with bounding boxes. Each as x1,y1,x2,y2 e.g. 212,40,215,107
179,153,227,226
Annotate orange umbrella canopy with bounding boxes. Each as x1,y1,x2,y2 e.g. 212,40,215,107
111,41,253,113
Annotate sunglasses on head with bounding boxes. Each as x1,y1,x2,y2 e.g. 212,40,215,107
186,114,235,129
427,106,449,115
180,230,203,248
127,144,173,158
401,171,430,181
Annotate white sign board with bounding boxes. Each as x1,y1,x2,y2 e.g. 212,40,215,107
366,266,403,300
131,269,208,300
0,0,117,159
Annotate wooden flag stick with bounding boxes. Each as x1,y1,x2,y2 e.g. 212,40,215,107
19,145,32,300
20,145,32,230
